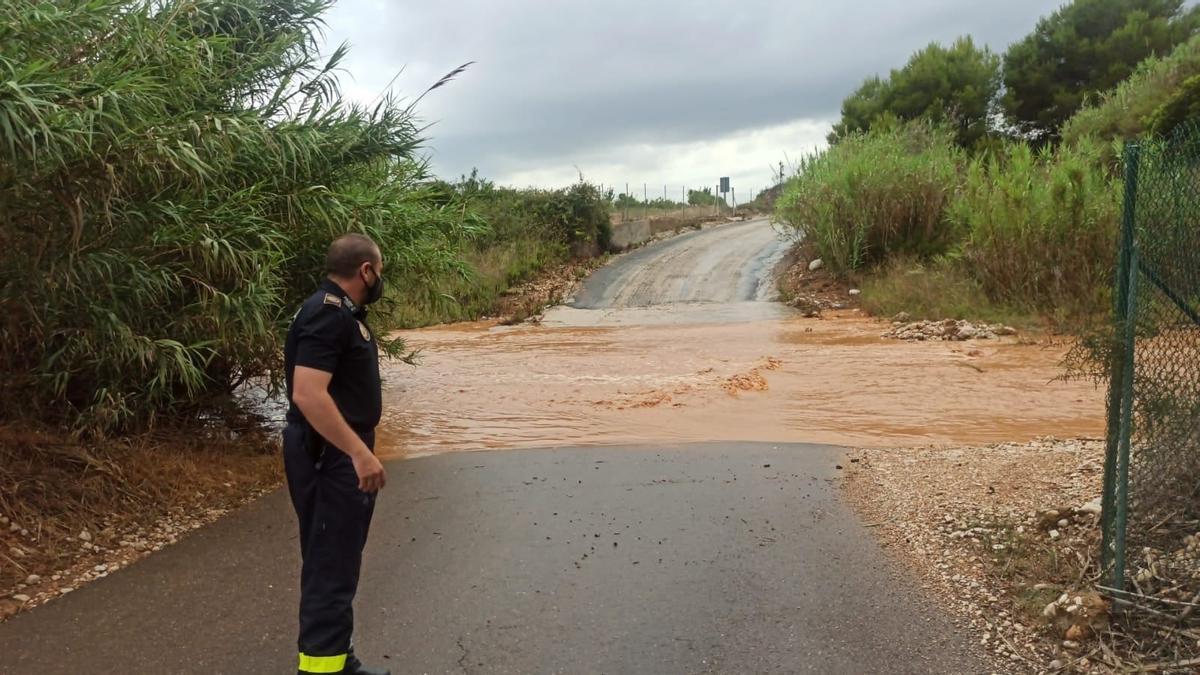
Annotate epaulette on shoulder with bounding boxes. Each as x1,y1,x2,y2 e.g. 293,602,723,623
322,292,342,307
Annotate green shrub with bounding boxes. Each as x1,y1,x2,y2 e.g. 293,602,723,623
0,0,476,433
392,176,612,326
859,259,1033,326
1063,34,1200,147
951,141,1120,317
775,123,962,274
1146,74,1200,137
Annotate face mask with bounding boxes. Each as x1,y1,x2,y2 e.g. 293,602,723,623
362,264,384,305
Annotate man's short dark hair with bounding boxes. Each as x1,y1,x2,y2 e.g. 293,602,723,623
325,233,381,278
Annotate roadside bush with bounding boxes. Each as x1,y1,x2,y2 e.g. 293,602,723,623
1146,74,1200,137
951,141,1120,317
858,259,1028,326
1063,34,1200,148
775,123,962,274
0,0,476,434
392,175,612,326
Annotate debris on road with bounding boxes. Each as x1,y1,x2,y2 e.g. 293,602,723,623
882,318,1018,341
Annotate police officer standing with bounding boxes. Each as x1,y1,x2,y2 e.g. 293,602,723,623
283,233,390,675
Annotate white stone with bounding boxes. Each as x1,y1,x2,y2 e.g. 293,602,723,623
808,258,824,272
848,289,861,296
78,530,92,542
11,594,30,603
24,575,40,585
1078,497,1102,516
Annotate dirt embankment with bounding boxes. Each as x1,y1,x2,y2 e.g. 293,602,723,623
775,242,863,317
0,425,281,620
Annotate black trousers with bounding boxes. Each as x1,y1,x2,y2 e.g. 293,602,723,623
283,423,377,673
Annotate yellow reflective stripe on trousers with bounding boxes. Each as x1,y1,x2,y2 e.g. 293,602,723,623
298,652,347,673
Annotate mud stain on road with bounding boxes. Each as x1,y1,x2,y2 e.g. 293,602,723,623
375,309,1104,458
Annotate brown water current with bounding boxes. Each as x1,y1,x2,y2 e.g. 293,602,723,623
375,307,1104,458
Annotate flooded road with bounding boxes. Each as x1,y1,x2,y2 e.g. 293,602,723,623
376,219,1104,458
1,220,1103,674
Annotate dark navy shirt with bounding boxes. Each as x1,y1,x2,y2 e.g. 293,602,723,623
284,278,382,434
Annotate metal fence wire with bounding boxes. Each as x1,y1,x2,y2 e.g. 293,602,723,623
1101,122,1200,590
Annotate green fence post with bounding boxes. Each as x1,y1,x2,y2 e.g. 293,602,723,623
1101,142,1140,589
1113,244,1139,590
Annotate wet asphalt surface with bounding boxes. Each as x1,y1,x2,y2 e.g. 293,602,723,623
571,218,790,309
0,443,990,674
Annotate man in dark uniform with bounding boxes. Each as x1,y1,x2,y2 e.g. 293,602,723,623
283,233,390,675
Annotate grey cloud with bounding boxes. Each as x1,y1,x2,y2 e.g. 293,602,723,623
325,0,1067,184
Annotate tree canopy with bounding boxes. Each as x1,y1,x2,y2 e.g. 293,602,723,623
829,37,1000,149
1002,0,1200,141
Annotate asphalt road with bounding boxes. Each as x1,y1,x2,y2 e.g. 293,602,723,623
0,444,989,674
572,218,791,309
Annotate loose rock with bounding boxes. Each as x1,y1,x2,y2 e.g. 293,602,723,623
882,319,1018,342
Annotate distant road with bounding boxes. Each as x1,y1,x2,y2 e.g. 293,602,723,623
572,218,791,308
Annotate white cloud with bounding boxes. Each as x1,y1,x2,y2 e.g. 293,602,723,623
498,118,832,197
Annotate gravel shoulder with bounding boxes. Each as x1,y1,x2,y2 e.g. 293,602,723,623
843,438,1200,673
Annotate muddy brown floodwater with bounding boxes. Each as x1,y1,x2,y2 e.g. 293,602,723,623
374,306,1104,458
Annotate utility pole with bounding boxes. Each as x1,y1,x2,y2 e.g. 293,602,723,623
643,183,648,219
732,187,737,210
624,182,630,222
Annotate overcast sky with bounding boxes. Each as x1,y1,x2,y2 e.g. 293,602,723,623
323,0,1065,198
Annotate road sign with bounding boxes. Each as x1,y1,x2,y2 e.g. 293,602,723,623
719,177,730,194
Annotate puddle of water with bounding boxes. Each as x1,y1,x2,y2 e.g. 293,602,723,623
376,308,1105,458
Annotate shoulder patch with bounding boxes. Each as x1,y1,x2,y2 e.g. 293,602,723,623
323,293,342,307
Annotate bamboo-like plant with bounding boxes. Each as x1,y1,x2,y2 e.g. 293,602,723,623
0,0,478,434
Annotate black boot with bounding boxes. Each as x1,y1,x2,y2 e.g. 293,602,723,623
344,649,391,675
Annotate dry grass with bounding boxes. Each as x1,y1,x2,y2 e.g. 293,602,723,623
0,423,281,619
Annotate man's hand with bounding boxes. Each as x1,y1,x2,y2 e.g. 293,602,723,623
351,450,387,493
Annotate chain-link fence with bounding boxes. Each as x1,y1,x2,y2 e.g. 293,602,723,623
1101,122,1200,592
